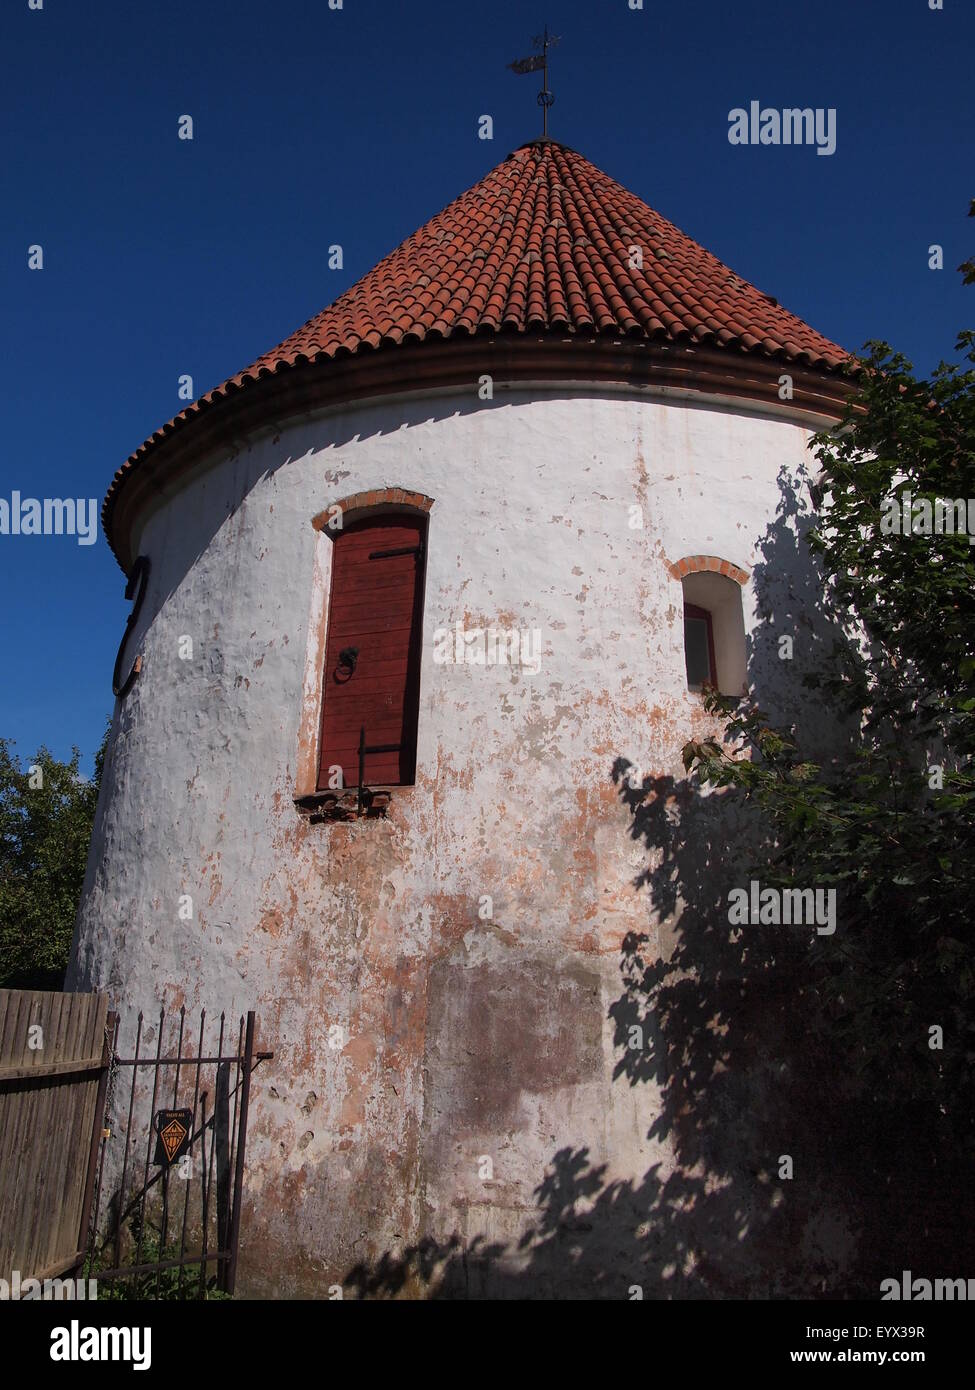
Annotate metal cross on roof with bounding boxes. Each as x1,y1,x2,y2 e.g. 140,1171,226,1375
508,25,561,138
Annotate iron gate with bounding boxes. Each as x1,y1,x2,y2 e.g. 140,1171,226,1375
82,1008,272,1297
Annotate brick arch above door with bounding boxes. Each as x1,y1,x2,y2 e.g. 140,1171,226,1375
667,554,750,586
312,489,435,534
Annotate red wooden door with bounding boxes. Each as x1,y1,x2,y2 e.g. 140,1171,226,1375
317,515,426,790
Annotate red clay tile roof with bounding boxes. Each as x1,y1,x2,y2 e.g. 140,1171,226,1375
249,137,848,364
106,139,849,554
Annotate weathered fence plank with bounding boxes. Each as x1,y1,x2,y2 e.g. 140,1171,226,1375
0,989,109,1283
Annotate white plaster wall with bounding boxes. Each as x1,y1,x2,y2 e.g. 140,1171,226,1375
70,386,837,1295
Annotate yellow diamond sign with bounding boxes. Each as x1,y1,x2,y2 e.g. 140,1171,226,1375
153,1108,193,1166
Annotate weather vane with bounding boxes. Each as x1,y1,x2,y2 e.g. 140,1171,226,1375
508,25,560,138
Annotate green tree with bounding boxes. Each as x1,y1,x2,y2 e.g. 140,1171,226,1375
680,258,975,1274
0,731,107,989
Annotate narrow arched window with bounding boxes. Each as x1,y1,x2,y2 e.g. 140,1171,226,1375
317,513,428,791
683,602,716,691
680,570,746,697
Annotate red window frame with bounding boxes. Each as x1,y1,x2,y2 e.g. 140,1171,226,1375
683,602,717,691
316,513,428,791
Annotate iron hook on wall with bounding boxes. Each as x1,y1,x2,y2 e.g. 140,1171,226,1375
112,554,151,699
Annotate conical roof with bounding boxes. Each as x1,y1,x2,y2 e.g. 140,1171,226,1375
258,138,846,363
104,139,850,568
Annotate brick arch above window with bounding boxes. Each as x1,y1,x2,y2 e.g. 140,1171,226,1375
312,488,435,535
667,554,750,586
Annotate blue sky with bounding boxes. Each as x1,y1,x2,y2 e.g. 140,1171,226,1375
1,0,972,775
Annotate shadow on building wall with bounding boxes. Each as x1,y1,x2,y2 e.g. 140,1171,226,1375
339,468,972,1298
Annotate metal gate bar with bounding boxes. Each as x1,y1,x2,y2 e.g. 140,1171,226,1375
85,1007,271,1297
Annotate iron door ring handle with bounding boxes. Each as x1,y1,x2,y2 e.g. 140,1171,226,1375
336,646,359,681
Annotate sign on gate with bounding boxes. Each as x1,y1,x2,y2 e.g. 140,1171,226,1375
153,1109,193,1166
84,1008,272,1296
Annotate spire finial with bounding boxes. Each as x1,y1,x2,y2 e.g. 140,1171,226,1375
508,25,560,137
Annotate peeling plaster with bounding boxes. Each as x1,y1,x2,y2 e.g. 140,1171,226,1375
70,388,837,1296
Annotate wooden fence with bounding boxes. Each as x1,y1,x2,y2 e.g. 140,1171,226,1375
0,989,111,1283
